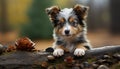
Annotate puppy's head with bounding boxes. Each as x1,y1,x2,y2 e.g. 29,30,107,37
46,4,89,37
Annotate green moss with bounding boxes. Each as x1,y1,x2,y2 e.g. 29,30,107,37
2,51,16,55
87,58,96,63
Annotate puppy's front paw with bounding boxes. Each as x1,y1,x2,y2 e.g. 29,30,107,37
74,49,85,56
53,49,64,56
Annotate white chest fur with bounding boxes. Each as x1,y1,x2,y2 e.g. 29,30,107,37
65,42,75,52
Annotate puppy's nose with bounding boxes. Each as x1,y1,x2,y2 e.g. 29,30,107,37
65,30,70,35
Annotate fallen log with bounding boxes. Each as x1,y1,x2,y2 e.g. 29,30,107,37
0,46,119,69
85,45,120,57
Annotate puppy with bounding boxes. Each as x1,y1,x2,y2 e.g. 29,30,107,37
46,4,92,56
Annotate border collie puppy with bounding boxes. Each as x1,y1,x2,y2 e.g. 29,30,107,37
46,4,92,56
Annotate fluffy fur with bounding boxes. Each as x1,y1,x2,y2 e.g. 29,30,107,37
46,4,92,56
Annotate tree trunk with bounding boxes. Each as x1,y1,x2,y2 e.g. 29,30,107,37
0,0,10,33
110,0,120,34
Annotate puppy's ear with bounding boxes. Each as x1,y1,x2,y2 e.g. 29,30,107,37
73,4,89,20
45,6,60,27
45,6,60,16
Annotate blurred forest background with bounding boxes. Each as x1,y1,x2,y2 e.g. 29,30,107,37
0,0,120,50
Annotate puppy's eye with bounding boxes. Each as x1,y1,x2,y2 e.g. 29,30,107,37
57,21,64,28
57,18,65,27
71,20,78,27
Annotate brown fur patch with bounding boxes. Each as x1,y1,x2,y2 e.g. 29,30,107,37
54,17,65,36
69,16,83,36
55,26,64,36
73,4,89,20
59,18,65,24
76,43,87,50
70,24,83,36
46,6,60,15
69,16,75,23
